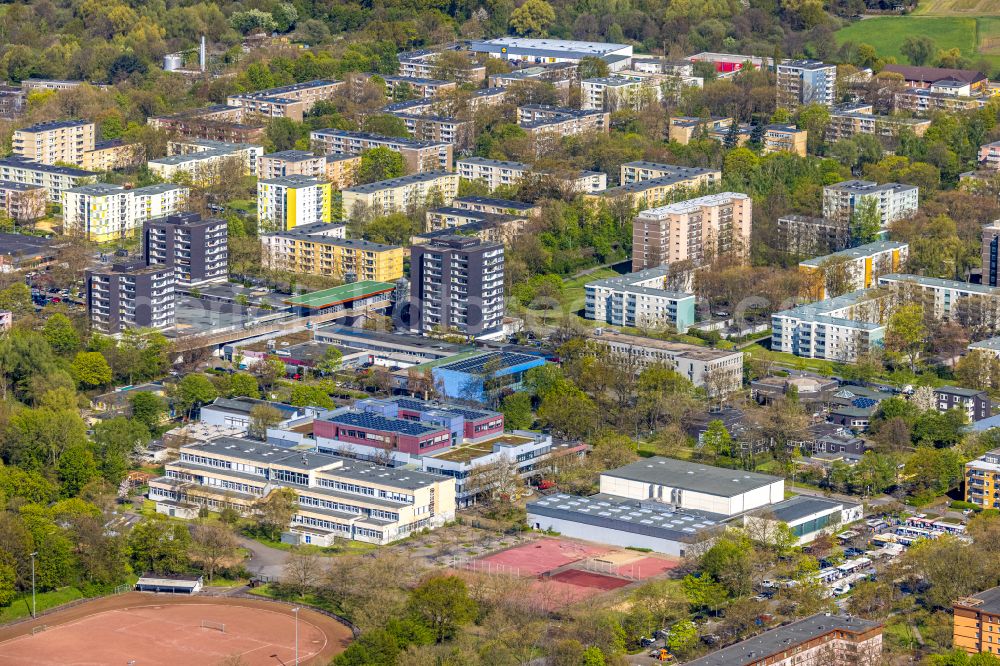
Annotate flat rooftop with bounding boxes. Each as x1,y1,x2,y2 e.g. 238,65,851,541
799,240,908,267
527,492,723,542
343,171,453,194
324,410,446,436
470,37,629,56
602,457,781,497
879,273,1000,297
684,614,880,666
430,435,537,463
436,350,545,375
638,192,749,217
586,266,693,300
284,281,395,310
764,495,857,524
589,329,742,362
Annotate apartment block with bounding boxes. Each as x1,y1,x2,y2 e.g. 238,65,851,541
895,87,987,115
954,585,1000,656
827,103,931,141
258,150,326,179
620,161,721,187
0,157,97,202
588,329,743,395
148,436,456,545
342,171,458,219
762,124,807,156
143,212,228,286
585,267,696,332
166,139,262,174
148,106,267,145
778,214,850,256
593,165,721,210
62,183,188,243
12,119,95,166
882,64,988,93
390,113,474,150
799,240,908,299
686,614,881,666
776,59,836,110
310,129,453,173
0,86,26,121
964,449,1000,511
260,224,403,282
668,116,733,144
257,175,332,231
226,80,344,122
581,76,661,111
397,49,486,83
934,386,990,422
517,105,610,139
80,140,144,172
410,235,505,338
418,207,528,246
382,75,456,100
86,261,175,334
823,180,919,228
979,140,1000,170
325,155,361,189
983,222,1000,287
878,273,1000,327
150,141,263,185
771,289,886,362
631,192,752,271
452,196,541,217
456,157,530,191
0,182,46,223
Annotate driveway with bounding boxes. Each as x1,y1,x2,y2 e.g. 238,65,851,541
237,535,289,580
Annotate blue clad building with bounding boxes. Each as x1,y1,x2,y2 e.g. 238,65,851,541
431,351,547,403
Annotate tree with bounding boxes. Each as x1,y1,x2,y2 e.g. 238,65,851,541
128,518,191,574
362,114,409,138
701,420,732,460
902,36,937,66
885,303,926,372
282,548,323,596
850,196,882,245
501,392,533,430
71,352,113,388
681,574,727,613
0,283,31,317
190,523,239,582
254,487,298,541
510,0,555,36
248,404,285,440
667,619,699,657
577,56,609,79
93,417,151,485
0,562,16,606
796,104,831,154
317,347,343,377
407,575,478,643
289,384,334,409
229,373,260,398
43,314,81,355
129,392,166,432
251,357,286,391
356,147,406,185
176,374,219,419
464,454,521,507
230,9,277,34
58,444,99,497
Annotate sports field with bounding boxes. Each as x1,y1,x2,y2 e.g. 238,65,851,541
0,593,353,666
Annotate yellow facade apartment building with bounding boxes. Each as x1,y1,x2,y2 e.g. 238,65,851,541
955,586,1000,656
261,222,405,282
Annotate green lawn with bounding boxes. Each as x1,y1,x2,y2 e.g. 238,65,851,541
743,344,842,376
561,267,619,313
0,587,86,623
836,16,975,61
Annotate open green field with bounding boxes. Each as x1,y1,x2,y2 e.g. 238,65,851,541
835,14,1000,70
915,0,1000,15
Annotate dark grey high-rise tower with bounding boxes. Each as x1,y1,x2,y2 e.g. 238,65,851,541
409,236,504,338
86,261,175,334
143,212,228,286
983,222,1000,287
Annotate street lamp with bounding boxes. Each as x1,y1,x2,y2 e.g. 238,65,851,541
292,607,300,665
29,552,37,619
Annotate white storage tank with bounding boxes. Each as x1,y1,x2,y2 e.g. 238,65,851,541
163,53,183,71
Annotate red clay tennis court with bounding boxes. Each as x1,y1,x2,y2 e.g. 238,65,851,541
475,538,605,575
548,569,631,591
0,596,351,666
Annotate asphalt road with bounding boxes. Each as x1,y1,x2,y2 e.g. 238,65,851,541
238,535,289,580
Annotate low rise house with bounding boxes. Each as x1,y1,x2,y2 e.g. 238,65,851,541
747,495,863,545
934,386,990,422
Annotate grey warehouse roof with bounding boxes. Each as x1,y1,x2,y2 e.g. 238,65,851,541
603,457,782,497
764,495,857,524
527,492,722,543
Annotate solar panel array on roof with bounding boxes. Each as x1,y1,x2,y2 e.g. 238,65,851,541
437,351,541,375
851,397,877,409
392,397,496,420
329,411,443,436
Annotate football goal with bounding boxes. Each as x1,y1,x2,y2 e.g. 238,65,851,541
200,620,226,633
